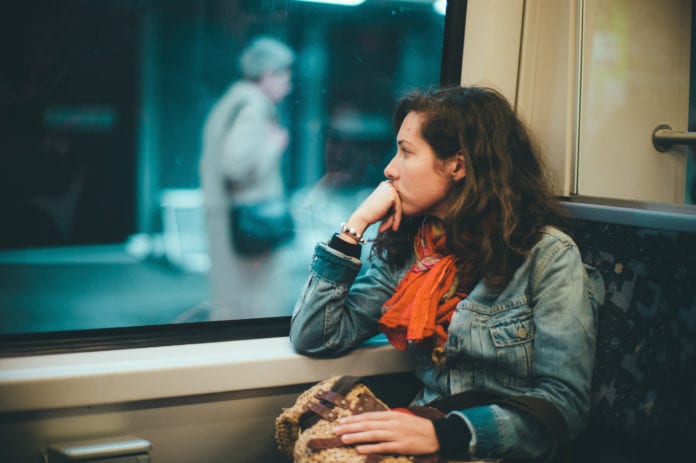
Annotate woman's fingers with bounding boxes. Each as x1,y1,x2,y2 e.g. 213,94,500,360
374,181,402,233
351,180,402,232
332,411,439,455
336,428,394,444
338,410,392,422
378,215,394,233
390,191,402,230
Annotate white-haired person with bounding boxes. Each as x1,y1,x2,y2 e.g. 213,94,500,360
199,36,295,320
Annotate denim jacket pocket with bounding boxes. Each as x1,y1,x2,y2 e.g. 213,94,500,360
488,310,535,387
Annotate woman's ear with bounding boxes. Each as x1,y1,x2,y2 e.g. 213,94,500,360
451,152,466,181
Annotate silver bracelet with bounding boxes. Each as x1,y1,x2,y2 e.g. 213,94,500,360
340,222,366,244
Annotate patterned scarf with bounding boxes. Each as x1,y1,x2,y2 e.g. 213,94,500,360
378,218,470,364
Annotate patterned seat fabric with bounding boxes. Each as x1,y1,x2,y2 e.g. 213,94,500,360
571,220,696,462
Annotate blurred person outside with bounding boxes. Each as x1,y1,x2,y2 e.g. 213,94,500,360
199,36,296,319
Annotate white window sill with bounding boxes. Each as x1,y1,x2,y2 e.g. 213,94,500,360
0,337,415,413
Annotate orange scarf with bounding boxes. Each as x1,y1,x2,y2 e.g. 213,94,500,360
378,219,468,357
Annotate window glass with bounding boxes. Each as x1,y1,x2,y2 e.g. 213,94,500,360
575,0,694,205
0,0,447,336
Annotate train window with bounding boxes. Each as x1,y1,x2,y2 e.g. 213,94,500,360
507,0,696,215
574,0,696,206
453,0,695,233
0,0,461,353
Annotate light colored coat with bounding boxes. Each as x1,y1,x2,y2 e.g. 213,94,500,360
199,80,293,318
200,80,285,211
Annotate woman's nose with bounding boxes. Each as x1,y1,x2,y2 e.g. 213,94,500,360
383,155,397,180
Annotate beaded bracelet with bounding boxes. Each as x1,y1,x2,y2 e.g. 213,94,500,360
339,222,366,244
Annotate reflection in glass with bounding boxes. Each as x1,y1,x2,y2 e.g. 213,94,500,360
0,0,445,334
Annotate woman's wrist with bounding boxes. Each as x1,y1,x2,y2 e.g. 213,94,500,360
346,213,370,232
338,232,360,245
339,222,365,245
432,414,471,458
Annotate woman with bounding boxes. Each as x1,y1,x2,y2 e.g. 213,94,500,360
199,36,295,319
290,86,604,461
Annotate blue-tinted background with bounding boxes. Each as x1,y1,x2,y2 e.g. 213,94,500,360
0,0,446,333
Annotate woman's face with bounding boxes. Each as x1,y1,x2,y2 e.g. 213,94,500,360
383,111,463,219
259,69,292,103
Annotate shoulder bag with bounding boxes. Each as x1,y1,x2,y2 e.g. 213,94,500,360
275,375,569,463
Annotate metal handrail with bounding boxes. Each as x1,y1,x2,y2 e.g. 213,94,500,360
652,123,696,152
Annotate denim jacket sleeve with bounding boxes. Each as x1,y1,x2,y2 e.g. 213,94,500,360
290,241,404,356
290,232,605,461
452,234,605,460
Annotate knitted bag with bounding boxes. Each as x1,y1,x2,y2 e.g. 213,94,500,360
275,375,491,463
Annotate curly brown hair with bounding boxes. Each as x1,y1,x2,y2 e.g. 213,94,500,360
371,86,567,289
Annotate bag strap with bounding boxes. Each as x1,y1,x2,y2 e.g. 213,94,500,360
300,377,503,463
299,375,363,430
429,390,570,463
332,375,364,395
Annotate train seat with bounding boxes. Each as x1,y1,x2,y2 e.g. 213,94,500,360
572,220,696,462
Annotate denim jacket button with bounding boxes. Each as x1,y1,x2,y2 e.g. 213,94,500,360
431,346,447,367
517,326,528,339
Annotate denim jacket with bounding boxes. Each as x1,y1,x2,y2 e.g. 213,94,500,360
290,226,605,460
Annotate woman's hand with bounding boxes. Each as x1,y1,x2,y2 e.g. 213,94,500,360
269,124,289,152
333,411,439,455
346,180,402,236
